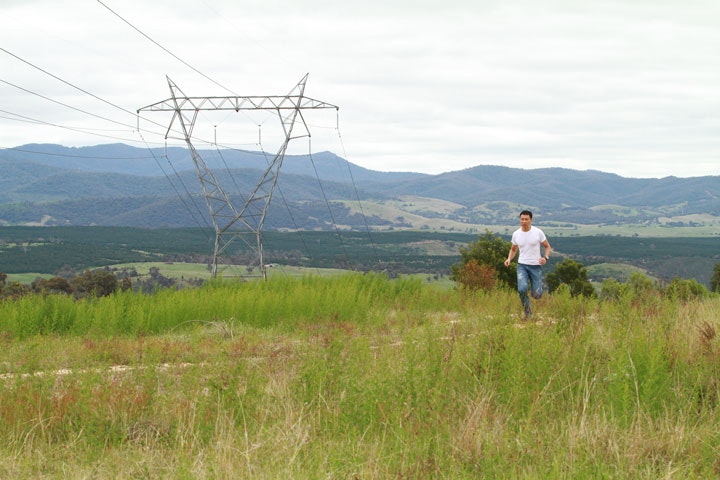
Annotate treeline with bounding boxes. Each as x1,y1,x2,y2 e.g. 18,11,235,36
0,226,716,285
551,236,719,261
0,266,204,300
0,227,472,276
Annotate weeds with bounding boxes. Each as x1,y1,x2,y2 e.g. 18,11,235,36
0,273,719,477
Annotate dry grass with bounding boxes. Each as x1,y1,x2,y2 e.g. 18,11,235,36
0,277,719,477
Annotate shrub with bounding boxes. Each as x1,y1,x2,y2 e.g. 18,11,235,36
455,259,497,291
600,277,628,302
665,277,709,302
32,276,74,295
451,230,516,289
626,272,657,296
546,258,596,298
70,269,118,298
0,281,31,300
711,262,720,293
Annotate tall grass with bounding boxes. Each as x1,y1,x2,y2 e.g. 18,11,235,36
0,273,430,339
0,273,719,478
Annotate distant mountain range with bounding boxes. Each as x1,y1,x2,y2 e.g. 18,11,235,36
1,143,718,229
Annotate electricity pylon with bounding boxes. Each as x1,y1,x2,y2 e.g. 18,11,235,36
138,74,338,279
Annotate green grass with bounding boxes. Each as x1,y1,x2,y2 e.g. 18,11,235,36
0,274,719,478
109,261,360,282
4,272,53,284
587,262,654,283
544,223,720,238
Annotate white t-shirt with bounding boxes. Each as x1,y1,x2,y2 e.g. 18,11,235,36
511,226,547,266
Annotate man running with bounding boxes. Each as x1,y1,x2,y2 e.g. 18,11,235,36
504,210,552,319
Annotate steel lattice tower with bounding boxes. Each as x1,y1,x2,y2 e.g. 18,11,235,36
138,75,338,279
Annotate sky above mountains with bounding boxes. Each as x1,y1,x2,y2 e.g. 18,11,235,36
1,0,718,178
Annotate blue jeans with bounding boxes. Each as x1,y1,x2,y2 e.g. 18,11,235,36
517,263,543,317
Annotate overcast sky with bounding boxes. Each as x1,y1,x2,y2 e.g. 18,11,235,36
1,0,719,178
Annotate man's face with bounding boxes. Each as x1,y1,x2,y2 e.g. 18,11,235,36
519,214,532,231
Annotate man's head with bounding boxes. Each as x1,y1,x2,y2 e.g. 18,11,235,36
519,210,533,231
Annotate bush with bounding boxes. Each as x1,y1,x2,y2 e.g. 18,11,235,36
70,269,119,298
451,230,516,289
711,262,720,293
454,259,497,291
32,276,74,295
665,277,709,302
0,281,31,300
600,278,628,302
626,272,657,297
546,258,596,298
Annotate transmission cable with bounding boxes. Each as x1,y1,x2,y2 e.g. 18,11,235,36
306,138,354,269
1,47,141,120
0,107,156,144
255,128,317,274
2,145,156,161
0,46,181,145
96,0,238,96
138,131,212,231
212,139,248,206
0,77,146,132
335,120,383,269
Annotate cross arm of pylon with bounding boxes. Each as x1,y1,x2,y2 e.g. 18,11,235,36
138,95,338,112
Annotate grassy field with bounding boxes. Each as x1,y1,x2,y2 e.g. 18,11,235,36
4,263,353,285
4,272,52,284
114,262,360,280
586,262,656,283
1,274,719,478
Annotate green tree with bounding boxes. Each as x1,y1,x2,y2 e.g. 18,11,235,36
70,269,118,298
600,277,628,302
451,230,516,289
546,258,596,298
0,281,31,300
711,262,720,293
627,272,656,297
32,276,74,295
665,277,709,301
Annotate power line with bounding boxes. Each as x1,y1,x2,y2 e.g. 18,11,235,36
335,124,382,258
96,0,238,96
307,143,354,267
0,47,220,148
137,131,212,231
0,107,149,144
0,46,180,144
0,47,139,119
0,145,157,160
0,77,138,131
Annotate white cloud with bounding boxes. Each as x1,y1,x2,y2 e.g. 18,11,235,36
0,0,718,178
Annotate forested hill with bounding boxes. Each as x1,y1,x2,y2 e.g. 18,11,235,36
1,143,718,228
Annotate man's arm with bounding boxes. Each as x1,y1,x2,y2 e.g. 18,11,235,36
541,239,552,265
504,244,518,267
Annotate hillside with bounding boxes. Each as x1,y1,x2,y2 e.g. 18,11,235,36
1,143,719,230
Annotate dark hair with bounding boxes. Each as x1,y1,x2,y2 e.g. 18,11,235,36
519,210,533,218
